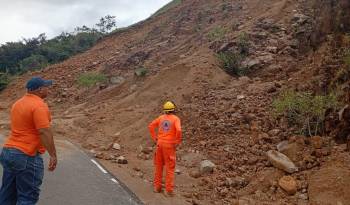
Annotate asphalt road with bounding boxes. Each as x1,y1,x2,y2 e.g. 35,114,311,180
0,134,143,205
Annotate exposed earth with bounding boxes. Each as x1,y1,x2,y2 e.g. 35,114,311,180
1,0,350,204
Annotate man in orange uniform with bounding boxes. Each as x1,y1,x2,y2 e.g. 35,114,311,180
0,77,57,205
148,101,182,197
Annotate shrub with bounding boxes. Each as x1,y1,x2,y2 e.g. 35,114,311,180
0,73,10,91
237,32,250,55
19,54,48,72
216,52,247,76
208,26,227,41
272,90,340,136
77,72,107,87
135,66,148,77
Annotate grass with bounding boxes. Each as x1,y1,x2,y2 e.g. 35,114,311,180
77,72,107,87
216,52,247,76
208,26,227,41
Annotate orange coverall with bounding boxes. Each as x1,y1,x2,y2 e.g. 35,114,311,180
148,114,182,193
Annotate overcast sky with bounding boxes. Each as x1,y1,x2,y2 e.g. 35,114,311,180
0,0,171,45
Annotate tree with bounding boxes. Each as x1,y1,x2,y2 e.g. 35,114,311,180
19,54,48,72
95,15,117,34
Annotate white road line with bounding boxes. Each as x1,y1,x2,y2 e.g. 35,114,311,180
111,178,120,185
91,159,108,174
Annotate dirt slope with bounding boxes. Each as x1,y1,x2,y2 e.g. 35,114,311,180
1,0,350,204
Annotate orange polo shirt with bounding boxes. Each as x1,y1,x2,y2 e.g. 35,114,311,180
4,94,51,156
148,114,182,145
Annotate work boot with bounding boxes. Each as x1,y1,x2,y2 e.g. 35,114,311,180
164,191,175,197
153,188,161,193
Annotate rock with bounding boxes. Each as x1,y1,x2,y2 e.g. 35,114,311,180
199,160,216,175
279,176,297,195
112,143,121,150
139,145,153,154
266,85,277,93
94,152,105,159
133,167,141,172
267,150,298,173
242,58,261,69
218,42,235,52
292,14,310,24
237,95,245,100
277,141,300,162
116,156,128,164
110,76,125,85
175,168,181,175
298,193,308,200
310,136,323,149
189,170,201,178
233,176,248,188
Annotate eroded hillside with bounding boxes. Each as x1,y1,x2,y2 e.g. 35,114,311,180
1,0,350,204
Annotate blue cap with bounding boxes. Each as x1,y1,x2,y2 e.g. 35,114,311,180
26,77,53,91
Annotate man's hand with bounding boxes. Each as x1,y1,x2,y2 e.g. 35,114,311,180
39,128,57,171
48,155,57,171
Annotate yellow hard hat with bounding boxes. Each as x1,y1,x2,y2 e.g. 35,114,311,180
163,101,175,112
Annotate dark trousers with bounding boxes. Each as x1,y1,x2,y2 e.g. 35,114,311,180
0,148,44,205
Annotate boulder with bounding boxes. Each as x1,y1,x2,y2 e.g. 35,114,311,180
279,176,297,195
116,156,128,164
267,150,298,173
199,160,216,174
112,143,121,150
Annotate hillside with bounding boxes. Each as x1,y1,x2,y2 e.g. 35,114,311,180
1,0,350,204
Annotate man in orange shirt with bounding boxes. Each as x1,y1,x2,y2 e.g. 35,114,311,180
0,77,57,205
148,101,182,197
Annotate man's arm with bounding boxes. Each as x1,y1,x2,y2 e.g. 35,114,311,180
39,128,57,171
148,117,160,143
175,118,182,146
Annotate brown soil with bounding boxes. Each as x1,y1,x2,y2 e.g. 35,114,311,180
1,0,350,204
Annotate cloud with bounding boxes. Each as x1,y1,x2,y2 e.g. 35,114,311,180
0,0,171,44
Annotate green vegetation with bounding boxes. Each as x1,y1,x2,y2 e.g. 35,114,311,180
0,73,10,91
344,51,350,67
208,26,227,41
134,66,148,77
19,54,48,72
272,90,340,136
333,50,350,85
0,15,117,90
216,52,246,76
216,32,251,76
77,72,108,87
153,0,182,16
237,32,250,55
